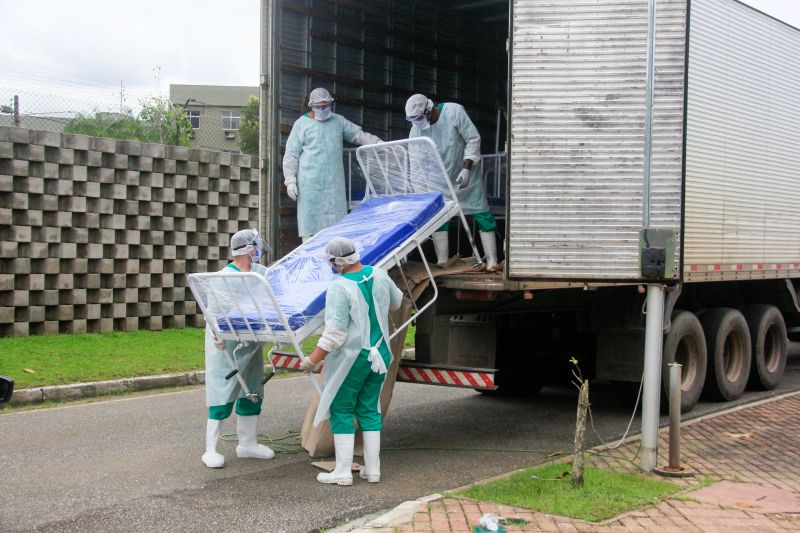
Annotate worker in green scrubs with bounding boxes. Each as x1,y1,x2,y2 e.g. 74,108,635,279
202,228,275,468
302,237,404,485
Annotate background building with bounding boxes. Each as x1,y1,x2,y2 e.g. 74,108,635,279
169,84,258,153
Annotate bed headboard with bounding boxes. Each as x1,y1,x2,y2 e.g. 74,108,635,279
356,138,460,207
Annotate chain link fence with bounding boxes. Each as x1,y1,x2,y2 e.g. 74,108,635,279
0,82,256,155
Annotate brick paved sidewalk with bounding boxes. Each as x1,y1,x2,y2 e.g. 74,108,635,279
372,392,800,533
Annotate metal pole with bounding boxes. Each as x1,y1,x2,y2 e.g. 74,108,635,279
259,0,279,261
642,0,657,228
13,95,20,127
668,362,682,469
641,283,665,472
495,107,502,154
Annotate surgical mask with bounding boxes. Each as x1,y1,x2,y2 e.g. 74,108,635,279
313,106,332,121
250,247,262,262
410,117,429,131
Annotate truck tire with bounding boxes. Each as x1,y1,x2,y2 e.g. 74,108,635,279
662,311,707,412
700,308,752,401
742,305,787,390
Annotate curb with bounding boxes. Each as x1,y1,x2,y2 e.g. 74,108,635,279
327,494,442,533
332,388,800,532
6,371,206,407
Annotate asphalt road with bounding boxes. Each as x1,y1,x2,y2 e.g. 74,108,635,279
2,359,799,533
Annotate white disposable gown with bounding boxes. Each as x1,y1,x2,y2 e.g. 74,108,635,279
409,103,489,214
283,113,381,237
313,267,404,428
204,263,269,407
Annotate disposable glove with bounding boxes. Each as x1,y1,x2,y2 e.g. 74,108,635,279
300,357,322,374
213,337,225,350
287,183,298,201
455,168,471,189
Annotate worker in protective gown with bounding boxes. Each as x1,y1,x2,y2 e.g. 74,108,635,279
283,88,383,242
202,228,275,468
301,237,404,485
405,93,498,270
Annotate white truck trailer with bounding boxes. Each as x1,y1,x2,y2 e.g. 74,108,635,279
260,0,800,412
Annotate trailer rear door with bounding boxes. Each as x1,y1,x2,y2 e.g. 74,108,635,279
507,0,687,281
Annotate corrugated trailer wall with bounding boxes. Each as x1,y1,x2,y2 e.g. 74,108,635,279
507,0,686,281
275,0,508,253
683,0,800,282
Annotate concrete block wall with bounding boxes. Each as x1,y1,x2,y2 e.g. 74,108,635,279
0,126,259,336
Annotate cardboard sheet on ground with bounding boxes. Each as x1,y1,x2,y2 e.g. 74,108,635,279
300,259,478,457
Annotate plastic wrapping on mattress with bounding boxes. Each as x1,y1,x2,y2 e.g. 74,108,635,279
217,192,444,332
194,272,280,333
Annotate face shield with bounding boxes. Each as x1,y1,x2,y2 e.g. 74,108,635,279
309,88,334,121
231,229,270,262
311,103,332,122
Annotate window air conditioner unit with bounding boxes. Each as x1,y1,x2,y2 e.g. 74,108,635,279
224,131,236,140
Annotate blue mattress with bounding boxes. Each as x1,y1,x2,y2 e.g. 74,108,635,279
218,192,444,333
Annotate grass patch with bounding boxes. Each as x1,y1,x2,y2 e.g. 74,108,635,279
1,323,417,390
0,329,206,389
459,462,681,522
404,323,416,348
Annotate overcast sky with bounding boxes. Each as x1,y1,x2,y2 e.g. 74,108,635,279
0,0,798,113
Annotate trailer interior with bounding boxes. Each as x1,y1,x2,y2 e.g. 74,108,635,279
274,0,511,255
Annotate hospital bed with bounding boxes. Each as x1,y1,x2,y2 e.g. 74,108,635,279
187,137,481,398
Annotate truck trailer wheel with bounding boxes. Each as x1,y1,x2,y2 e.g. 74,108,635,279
742,305,787,390
700,308,752,401
662,311,707,412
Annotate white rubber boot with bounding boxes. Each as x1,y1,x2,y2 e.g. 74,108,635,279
317,434,354,486
236,415,275,460
359,431,381,483
480,231,498,272
202,419,225,468
431,232,449,266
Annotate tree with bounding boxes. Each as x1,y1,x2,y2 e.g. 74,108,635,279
239,95,259,155
570,357,590,488
64,111,153,142
63,96,192,147
138,96,192,146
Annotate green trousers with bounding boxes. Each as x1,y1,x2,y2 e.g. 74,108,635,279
329,348,391,434
208,398,262,420
437,210,496,233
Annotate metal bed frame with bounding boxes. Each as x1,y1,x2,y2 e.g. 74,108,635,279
187,138,480,398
